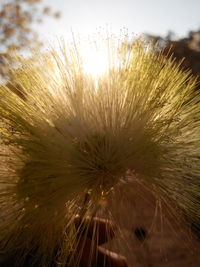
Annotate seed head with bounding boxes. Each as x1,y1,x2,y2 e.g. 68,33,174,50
0,36,199,266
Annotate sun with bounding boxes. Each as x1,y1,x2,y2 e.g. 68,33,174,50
81,46,109,76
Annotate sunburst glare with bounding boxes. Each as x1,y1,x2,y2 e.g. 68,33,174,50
81,46,109,76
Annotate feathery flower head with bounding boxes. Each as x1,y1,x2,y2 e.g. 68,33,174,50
0,33,200,266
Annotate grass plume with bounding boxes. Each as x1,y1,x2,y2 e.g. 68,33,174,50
0,35,200,266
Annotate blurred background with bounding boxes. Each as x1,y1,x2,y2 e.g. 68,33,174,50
1,0,200,81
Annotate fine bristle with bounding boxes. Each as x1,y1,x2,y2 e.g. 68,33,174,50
0,36,200,266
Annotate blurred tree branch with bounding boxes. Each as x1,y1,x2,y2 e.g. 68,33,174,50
0,0,61,78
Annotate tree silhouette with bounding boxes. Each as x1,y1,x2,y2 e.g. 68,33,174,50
145,30,200,88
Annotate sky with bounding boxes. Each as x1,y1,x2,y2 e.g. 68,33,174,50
39,0,200,41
